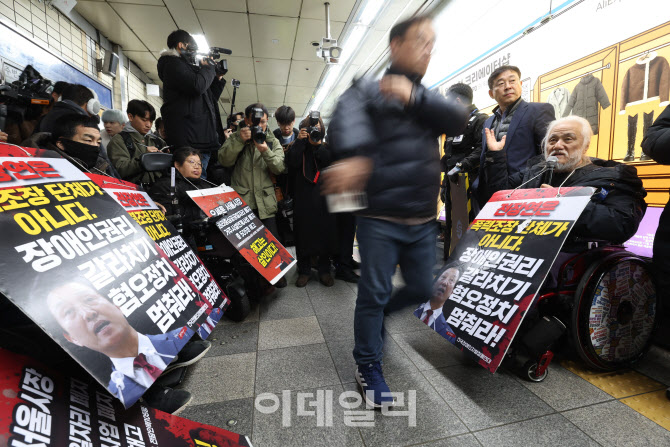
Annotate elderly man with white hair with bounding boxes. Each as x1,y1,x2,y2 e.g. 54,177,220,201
483,115,646,246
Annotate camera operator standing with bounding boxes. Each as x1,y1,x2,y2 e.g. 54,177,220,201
158,30,226,179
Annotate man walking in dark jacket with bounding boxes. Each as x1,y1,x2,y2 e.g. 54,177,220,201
473,65,555,207
325,15,468,408
158,30,226,178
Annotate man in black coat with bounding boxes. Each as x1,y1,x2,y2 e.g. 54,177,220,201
272,105,298,247
325,15,468,408
641,105,670,360
473,66,555,208
158,30,226,179
484,115,646,248
440,83,489,258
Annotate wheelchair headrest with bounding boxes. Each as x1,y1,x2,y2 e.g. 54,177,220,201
140,152,173,171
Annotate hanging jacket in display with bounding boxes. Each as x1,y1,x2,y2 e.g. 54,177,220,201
620,53,670,111
563,74,611,135
547,87,570,118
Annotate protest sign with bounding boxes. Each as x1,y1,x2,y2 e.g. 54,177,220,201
87,174,229,340
419,187,595,372
0,157,216,407
0,348,254,447
187,186,296,285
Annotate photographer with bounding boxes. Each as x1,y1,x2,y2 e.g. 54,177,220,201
218,102,287,288
158,29,226,178
272,105,299,246
287,112,337,287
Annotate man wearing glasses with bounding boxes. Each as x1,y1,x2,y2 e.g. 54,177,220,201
325,15,468,408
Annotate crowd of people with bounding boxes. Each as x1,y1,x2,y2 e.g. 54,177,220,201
0,14,665,412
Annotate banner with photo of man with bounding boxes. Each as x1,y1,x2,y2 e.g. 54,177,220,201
187,186,296,285
420,187,595,373
87,173,229,341
0,348,254,447
0,157,217,408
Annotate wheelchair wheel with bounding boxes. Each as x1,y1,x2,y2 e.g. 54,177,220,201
571,251,656,371
524,360,548,382
223,276,251,322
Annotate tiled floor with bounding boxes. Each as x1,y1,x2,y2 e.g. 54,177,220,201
179,259,670,447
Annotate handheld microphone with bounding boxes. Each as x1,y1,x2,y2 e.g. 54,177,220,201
544,155,558,186
0,104,7,132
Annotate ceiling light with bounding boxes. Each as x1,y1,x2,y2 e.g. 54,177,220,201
192,34,209,53
358,0,385,26
338,25,366,64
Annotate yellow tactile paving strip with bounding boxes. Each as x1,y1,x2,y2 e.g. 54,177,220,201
621,390,670,430
561,360,666,398
561,359,670,431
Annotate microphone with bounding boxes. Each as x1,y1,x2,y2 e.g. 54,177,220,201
544,155,558,186
210,46,232,55
0,104,7,132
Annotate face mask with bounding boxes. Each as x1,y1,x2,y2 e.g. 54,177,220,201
58,138,100,169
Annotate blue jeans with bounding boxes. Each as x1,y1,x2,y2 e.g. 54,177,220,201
353,217,437,365
200,152,211,180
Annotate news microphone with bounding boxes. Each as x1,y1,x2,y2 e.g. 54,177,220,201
210,46,232,55
0,104,7,132
544,155,558,186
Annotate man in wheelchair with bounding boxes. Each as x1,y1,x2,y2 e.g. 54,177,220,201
482,115,647,250
480,115,650,377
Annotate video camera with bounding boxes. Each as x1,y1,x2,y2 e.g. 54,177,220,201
200,46,231,77
307,110,322,142
250,107,266,144
0,65,53,126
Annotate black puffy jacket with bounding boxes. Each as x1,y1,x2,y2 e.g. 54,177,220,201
642,104,670,166
328,71,468,219
157,49,225,152
148,172,209,222
484,151,647,244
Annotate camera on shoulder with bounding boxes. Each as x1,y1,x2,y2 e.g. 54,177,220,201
250,107,266,144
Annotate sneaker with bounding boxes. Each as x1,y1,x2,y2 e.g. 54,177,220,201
295,274,310,287
335,267,359,284
154,365,187,388
276,277,288,288
319,273,335,287
355,362,395,408
164,340,211,373
143,386,192,415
